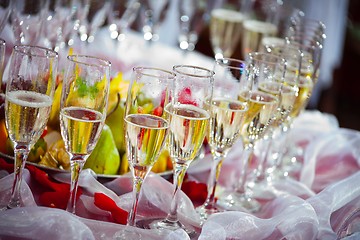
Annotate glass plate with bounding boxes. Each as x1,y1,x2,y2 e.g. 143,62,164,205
0,151,173,178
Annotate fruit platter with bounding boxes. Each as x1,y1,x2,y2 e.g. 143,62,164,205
0,72,173,177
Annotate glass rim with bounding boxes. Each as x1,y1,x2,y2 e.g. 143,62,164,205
293,17,326,29
133,66,175,79
248,52,287,66
215,57,246,70
14,45,58,59
173,64,214,78
67,54,111,68
286,36,323,50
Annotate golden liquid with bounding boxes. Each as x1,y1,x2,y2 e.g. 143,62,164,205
60,107,104,156
6,90,52,146
210,8,245,58
242,19,277,56
259,82,297,126
165,104,209,163
238,90,278,144
289,76,313,118
125,114,168,178
208,98,248,153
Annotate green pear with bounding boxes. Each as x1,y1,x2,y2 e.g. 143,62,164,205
84,124,120,175
105,100,126,156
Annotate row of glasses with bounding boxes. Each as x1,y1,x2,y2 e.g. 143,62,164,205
267,20,325,178
240,16,325,185
249,42,310,189
216,52,287,212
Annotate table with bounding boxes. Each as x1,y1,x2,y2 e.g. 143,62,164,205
1,27,360,240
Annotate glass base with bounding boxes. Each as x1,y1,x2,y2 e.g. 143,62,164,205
196,204,223,223
216,191,261,213
337,210,360,239
113,228,142,240
137,218,199,239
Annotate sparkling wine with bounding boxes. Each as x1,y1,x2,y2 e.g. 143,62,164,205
124,114,168,178
289,76,313,119
5,90,52,146
210,8,246,58
60,106,104,156
242,19,277,56
260,36,284,52
259,82,297,126
208,98,248,152
239,90,278,144
165,103,209,163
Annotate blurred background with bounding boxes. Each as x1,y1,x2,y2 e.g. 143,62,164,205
0,0,359,130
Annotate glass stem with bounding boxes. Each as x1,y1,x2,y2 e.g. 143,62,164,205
203,153,224,209
233,144,254,194
66,157,86,214
8,145,30,209
166,162,188,223
127,176,143,226
255,137,272,182
273,124,291,171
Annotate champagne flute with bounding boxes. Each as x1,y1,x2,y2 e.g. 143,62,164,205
139,0,170,43
76,0,110,44
0,0,11,35
196,58,249,222
209,0,252,59
60,55,110,214
124,67,174,227
177,0,208,52
11,0,48,46
108,0,140,43
216,52,285,212
146,65,214,235
0,38,5,92
2,45,58,209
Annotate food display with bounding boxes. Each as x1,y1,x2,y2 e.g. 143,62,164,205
0,72,173,176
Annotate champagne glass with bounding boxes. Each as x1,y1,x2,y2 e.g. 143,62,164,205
77,0,110,44
60,55,110,214
216,52,285,213
2,45,58,209
138,0,170,43
209,0,252,59
146,65,214,235
11,0,48,46
124,67,174,227
108,0,140,43
196,58,249,222
42,0,78,52
0,38,5,92
241,0,285,59
177,0,208,52
0,0,11,35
